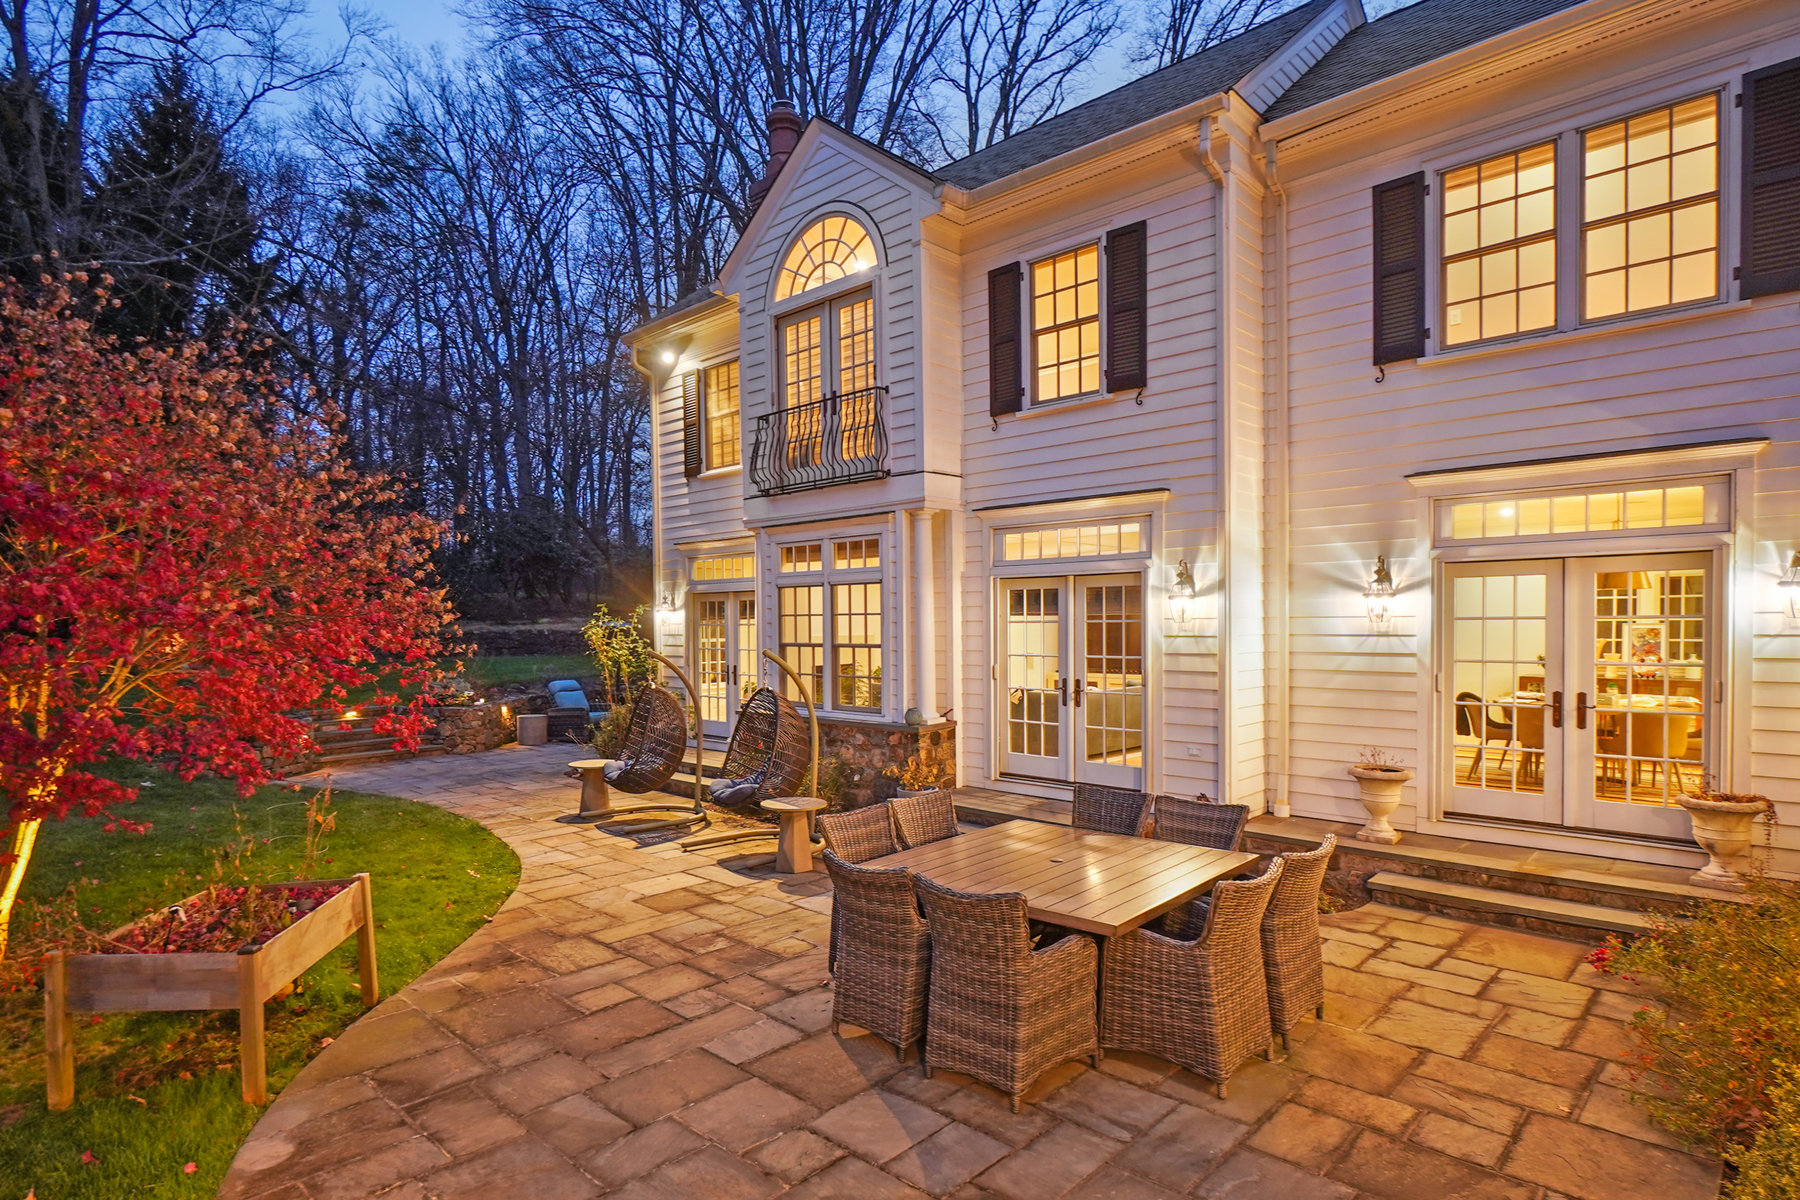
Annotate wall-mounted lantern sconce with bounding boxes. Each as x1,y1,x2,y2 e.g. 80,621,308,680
658,592,679,616
1169,559,1198,623
1364,555,1396,630
1780,551,1800,621
659,348,677,365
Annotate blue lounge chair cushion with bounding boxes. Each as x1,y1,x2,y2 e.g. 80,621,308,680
547,679,581,691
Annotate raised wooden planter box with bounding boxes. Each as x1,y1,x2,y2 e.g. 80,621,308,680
43,873,377,1108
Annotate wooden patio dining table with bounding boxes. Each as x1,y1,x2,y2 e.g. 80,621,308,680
866,819,1257,937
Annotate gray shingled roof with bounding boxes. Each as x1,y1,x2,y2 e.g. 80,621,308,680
937,0,1335,189
1262,0,1592,121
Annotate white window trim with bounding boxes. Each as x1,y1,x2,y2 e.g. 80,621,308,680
1026,239,1106,408
1400,444,1761,856
769,530,892,718
699,356,744,476
686,542,756,594
1417,69,1742,363
769,210,882,316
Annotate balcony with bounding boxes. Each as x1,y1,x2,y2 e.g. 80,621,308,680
748,385,890,496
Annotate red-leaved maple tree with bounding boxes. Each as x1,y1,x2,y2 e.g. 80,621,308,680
0,278,457,958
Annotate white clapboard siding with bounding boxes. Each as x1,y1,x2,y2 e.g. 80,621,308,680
1277,31,1800,857
954,154,1228,798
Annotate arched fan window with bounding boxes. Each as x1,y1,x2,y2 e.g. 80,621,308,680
775,216,876,301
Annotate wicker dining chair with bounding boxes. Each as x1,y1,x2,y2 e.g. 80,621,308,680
1099,857,1285,1098
890,790,960,849
818,804,899,864
1070,784,1151,837
824,851,931,1062
913,876,1100,1111
1150,795,1250,851
1262,834,1336,1050
818,805,899,973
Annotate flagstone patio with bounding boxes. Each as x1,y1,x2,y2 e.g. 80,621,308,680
218,743,1722,1200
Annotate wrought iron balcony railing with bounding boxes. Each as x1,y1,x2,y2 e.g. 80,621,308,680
748,385,890,496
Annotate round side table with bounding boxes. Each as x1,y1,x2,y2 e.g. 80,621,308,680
761,797,828,873
569,758,614,818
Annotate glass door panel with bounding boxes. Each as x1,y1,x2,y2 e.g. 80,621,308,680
1000,580,1067,781
1444,561,1562,824
1076,577,1145,788
695,591,755,740
694,597,731,736
1570,555,1708,839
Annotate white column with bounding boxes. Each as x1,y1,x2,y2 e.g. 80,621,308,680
913,509,937,720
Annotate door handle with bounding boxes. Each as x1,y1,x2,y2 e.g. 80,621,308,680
1057,678,1067,706
1576,691,1589,730
1550,690,1563,729
1073,679,1084,708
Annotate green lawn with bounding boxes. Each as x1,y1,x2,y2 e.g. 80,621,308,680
462,653,594,691
0,764,520,1198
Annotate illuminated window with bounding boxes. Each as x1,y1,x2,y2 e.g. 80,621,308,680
832,582,882,710
778,291,878,467
775,216,876,301
1031,244,1100,401
692,552,753,582
1440,481,1724,542
1001,521,1144,562
834,538,880,569
704,360,740,469
1442,142,1556,346
780,543,822,573
1583,95,1719,320
778,585,825,705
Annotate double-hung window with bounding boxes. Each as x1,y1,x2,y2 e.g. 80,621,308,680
1582,95,1720,319
776,537,884,712
703,360,740,469
1030,244,1101,401
1432,93,1722,351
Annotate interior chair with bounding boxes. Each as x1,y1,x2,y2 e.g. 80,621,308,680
1454,692,1516,781
914,876,1100,1112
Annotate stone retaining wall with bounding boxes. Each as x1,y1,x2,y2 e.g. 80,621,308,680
432,704,516,754
818,718,956,809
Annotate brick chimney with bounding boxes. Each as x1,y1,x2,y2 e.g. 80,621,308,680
748,100,804,208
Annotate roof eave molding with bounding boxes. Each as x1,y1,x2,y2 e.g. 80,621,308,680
1261,0,1660,142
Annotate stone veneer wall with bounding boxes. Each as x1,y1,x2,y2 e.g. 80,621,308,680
433,704,517,754
817,718,956,810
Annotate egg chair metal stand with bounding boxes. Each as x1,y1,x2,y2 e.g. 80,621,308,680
680,649,822,853
577,649,708,834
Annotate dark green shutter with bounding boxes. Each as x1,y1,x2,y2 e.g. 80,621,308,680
988,262,1024,418
1104,221,1148,391
1741,56,1800,298
1372,172,1427,364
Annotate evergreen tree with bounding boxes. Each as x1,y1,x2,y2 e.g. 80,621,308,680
88,60,276,339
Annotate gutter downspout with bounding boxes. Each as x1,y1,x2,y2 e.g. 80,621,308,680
1198,113,1233,806
1266,139,1293,821
628,346,670,663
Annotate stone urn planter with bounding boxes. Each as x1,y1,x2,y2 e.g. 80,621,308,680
1676,791,1773,891
1348,764,1414,844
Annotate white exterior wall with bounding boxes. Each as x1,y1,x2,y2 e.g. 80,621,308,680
1271,4,1800,867
954,145,1230,800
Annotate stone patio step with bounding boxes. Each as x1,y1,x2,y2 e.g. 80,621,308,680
1368,871,1657,938
311,744,448,770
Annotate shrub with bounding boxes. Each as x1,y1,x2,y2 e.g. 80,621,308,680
1732,1064,1800,1200
588,706,634,759
811,757,854,811
1591,876,1800,1156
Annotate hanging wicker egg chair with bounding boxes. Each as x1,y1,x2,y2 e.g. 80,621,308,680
601,682,690,793
707,686,814,806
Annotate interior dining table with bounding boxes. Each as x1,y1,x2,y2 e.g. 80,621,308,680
866,819,1258,937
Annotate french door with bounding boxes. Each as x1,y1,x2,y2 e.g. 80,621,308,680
998,574,1145,790
1443,553,1712,841
693,592,757,740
